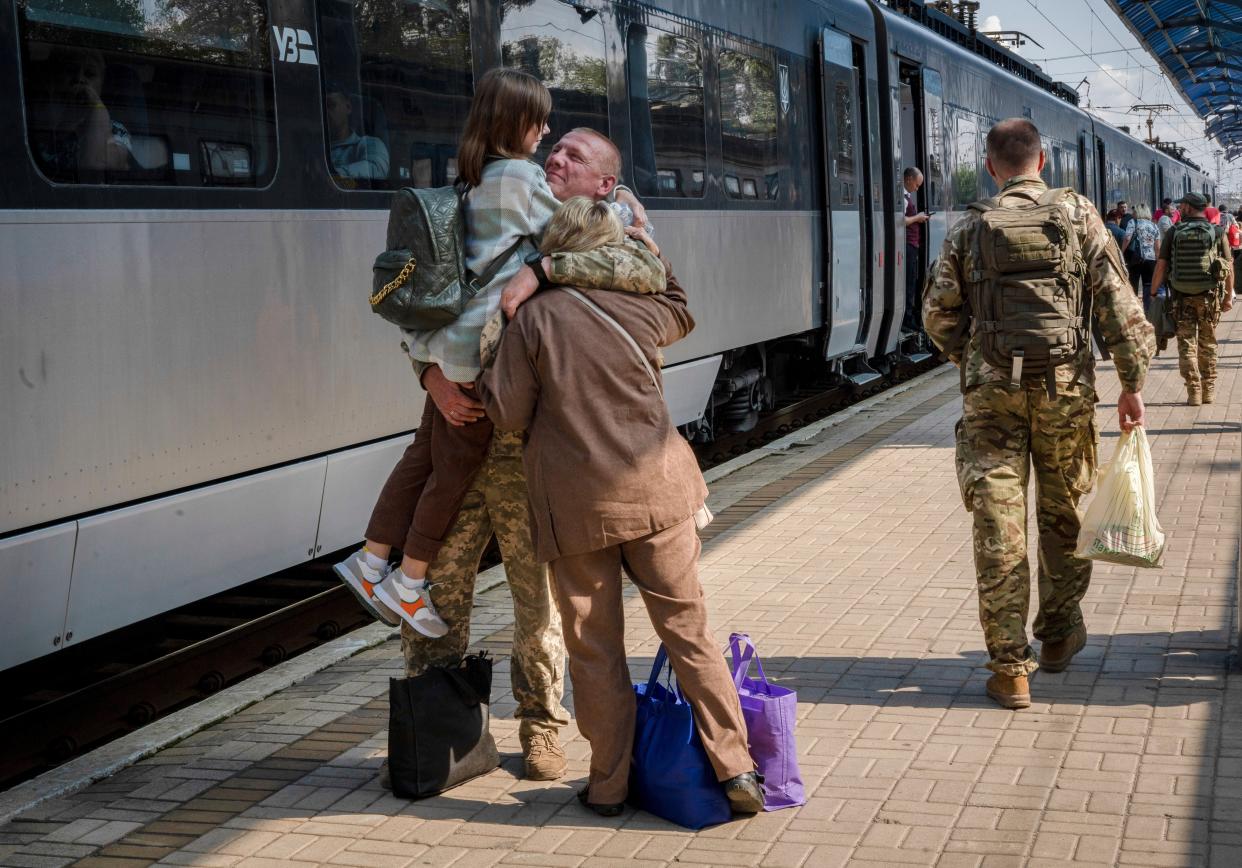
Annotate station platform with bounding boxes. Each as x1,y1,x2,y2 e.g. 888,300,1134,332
1,315,1239,868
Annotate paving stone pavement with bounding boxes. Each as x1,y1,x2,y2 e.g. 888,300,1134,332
1,315,1238,868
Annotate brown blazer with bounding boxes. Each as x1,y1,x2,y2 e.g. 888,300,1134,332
477,261,706,562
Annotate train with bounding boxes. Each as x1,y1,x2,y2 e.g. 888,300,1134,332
0,0,1213,672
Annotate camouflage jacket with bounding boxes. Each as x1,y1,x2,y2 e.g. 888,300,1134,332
923,175,1155,394
409,237,665,383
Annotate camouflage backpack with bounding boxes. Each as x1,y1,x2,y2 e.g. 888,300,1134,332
1167,220,1225,295
961,186,1089,394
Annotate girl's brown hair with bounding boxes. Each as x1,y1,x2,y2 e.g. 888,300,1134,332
457,68,552,186
540,197,624,255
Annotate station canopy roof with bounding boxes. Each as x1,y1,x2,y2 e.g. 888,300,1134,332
1107,0,1242,161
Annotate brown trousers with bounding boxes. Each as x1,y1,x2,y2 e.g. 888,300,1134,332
365,394,493,563
549,517,753,804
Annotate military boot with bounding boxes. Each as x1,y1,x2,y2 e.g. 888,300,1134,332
1203,383,1215,404
521,730,567,781
1188,388,1202,406
1039,623,1087,673
985,673,1031,709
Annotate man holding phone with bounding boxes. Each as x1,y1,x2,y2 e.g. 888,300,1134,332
903,167,931,332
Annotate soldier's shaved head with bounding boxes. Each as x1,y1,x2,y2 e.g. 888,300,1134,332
985,118,1043,176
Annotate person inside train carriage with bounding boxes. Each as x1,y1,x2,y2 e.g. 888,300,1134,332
924,117,1153,710
324,81,390,183
335,69,662,783
1122,204,1160,300
477,197,765,818
902,167,930,333
27,46,133,183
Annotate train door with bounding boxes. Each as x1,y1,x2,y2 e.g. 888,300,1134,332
1156,163,1165,204
1095,136,1107,212
897,61,930,341
1077,133,1092,200
820,27,867,360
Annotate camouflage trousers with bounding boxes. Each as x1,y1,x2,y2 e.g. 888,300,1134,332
1171,291,1221,390
954,383,1099,676
400,430,569,738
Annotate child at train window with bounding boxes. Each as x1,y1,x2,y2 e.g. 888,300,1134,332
334,69,664,638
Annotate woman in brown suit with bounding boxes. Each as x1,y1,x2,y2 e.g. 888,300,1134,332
477,198,762,816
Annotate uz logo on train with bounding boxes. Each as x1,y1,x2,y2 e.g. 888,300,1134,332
272,27,318,65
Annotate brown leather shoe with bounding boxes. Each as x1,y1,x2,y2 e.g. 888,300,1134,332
1039,623,1087,673
1188,389,1202,406
521,730,567,781
985,673,1031,709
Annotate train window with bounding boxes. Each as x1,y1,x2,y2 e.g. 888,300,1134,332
831,81,855,204
718,48,779,200
502,0,607,164
18,0,276,187
923,68,944,206
318,0,473,190
953,114,978,207
626,24,706,198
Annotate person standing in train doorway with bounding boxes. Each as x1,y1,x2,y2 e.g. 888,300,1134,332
924,118,1154,710
1148,191,1235,405
902,167,930,333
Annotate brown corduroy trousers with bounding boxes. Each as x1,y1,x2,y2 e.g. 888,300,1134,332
365,395,493,563
549,517,754,804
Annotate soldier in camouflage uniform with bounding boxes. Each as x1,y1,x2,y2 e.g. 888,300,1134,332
1149,191,1236,405
924,118,1154,709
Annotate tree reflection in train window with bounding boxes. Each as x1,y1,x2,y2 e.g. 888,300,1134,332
954,114,979,207
318,0,473,191
719,47,778,200
502,0,607,165
627,23,707,198
18,0,276,187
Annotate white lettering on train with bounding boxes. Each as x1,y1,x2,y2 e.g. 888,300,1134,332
272,27,318,65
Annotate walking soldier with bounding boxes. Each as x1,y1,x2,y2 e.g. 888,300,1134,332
1149,191,1236,405
923,118,1154,709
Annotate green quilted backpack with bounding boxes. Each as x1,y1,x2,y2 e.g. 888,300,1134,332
370,182,522,330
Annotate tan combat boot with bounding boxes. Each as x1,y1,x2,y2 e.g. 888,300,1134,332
985,673,1031,709
1202,384,1215,404
1039,622,1087,673
1188,388,1202,406
522,730,567,781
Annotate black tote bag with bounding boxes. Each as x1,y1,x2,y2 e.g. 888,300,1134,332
388,652,500,799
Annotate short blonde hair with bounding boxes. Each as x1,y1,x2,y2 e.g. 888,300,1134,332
1134,203,1152,220
540,197,623,254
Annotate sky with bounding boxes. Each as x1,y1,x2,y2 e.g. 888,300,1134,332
975,0,1242,196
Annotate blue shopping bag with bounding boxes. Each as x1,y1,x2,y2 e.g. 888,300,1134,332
629,645,732,829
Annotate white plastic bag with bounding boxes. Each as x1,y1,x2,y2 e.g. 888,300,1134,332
1074,427,1166,567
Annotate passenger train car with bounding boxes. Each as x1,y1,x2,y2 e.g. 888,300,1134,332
0,0,1213,671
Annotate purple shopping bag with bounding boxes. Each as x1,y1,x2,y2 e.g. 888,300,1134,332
728,633,805,810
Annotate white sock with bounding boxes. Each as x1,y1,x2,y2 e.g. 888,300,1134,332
363,550,388,572
396,570,426,590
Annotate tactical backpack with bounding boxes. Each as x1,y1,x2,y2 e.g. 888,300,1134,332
369,182,523,331
1167,220,1225,295
958,187,1089,395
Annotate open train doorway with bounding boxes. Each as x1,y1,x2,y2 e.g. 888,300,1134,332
898,61,931,359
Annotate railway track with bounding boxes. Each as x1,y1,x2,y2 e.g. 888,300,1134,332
0,355,940,792
699,354,942,467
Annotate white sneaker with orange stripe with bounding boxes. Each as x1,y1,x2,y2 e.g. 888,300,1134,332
333,549,399,627
373,570,449,638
